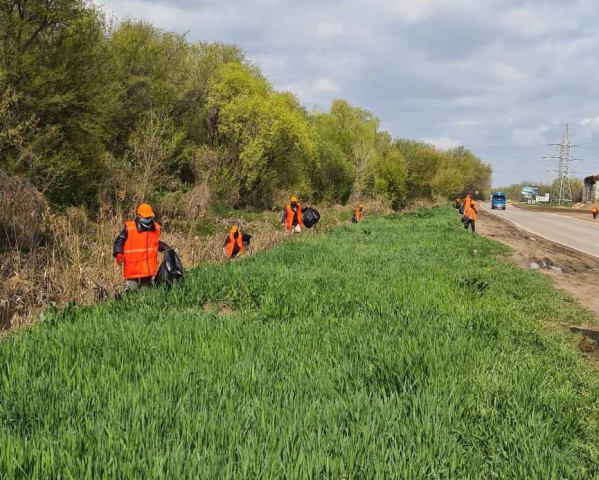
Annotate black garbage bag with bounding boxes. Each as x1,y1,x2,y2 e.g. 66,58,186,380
155,249,184,288
350,214,357,224
303,207,321,229
242,232,252,248
459,204,465,215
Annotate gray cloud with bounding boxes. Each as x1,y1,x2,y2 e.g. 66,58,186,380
95,0,599,185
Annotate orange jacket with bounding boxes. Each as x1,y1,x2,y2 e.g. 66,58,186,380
463,196,472,210
122,220,161,279
592,208,598,214
355,207,363,222
285,203,304,231
225,232,244,258
465,203,477,221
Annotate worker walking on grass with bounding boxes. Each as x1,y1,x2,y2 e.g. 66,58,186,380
113,204,171,291
454,197,461,210
459,194,471,215
463,200,477,233
281,196,304,233
592,206,598,219
351,203,364,223
223,225,244,260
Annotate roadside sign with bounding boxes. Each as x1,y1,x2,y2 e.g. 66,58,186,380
522,185,539,198
536,194,550,203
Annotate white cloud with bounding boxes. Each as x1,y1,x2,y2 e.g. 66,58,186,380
372,0,480,23
424,136,462,150
317,21,344,37
491,63,524,83
314,78,340,93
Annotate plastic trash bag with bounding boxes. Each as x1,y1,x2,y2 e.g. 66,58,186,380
242,232,252,248
303,207,321,229
155,249,184,288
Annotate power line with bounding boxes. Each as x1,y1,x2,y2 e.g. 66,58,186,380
577,149,599,158
464,143,550,148
577,139,599,146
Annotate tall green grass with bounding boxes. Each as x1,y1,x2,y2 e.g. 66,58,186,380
1,206,598,478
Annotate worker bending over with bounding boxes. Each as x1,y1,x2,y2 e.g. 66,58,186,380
113,204,171,291
281,196,304,233
454,197,461,210
464,200,477,233
223,225,244,259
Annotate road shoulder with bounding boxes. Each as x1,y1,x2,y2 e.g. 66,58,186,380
478,210,599,319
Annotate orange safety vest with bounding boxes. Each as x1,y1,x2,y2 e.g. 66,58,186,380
226,232,244,258
463,197,472,209
465,204,477,221
122,220,161,279
592,208,598,214
355,208,363,222
286,204,304,231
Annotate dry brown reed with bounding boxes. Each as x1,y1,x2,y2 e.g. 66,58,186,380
1,200,380,330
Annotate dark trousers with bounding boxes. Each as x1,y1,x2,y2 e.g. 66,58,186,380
594,212,597,219
464,219,476,232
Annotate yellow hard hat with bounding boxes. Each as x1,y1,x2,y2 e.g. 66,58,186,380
137,203,155,218
230,225,238,233
359,203,364,207
290,195,298,202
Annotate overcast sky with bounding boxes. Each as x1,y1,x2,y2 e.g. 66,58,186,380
95,0,599,186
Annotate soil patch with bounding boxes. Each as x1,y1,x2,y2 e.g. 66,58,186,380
203,303,234,315
478,210,599,317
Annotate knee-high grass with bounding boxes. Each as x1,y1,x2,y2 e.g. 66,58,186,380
1,206,598,478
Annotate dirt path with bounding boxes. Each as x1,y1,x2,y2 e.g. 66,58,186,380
478,210,599,318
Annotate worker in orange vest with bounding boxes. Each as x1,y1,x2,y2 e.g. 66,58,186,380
463,200,478,233
454,197,461,210
351,203,364,223
459,194,471,215
281,195,304,233
223,225,244,259
355,203,364,222
592,206,598,219
113,204,171,290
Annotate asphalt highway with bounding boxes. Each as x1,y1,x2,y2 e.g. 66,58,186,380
482,203,599,258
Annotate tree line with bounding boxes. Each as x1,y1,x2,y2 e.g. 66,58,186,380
0,0,492,214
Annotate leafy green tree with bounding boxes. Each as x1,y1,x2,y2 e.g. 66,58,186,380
1,0,115,204
207,63,316,205
373,149,408,209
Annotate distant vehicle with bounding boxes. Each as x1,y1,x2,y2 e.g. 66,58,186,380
491,192,507,210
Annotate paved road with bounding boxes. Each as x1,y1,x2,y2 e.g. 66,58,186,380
482,203,599,258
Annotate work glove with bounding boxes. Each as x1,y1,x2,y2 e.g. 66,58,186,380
115,253,124,265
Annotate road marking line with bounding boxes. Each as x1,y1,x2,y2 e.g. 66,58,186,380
481,205,599,259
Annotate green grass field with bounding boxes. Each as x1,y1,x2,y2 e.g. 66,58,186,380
1,207,599,478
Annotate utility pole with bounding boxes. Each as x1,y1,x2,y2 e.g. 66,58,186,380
550,125,574,206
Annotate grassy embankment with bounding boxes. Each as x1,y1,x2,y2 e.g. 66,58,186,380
1,206,598,478
1,202,362,329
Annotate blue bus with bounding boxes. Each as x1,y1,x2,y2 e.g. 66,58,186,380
491,192,507,210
